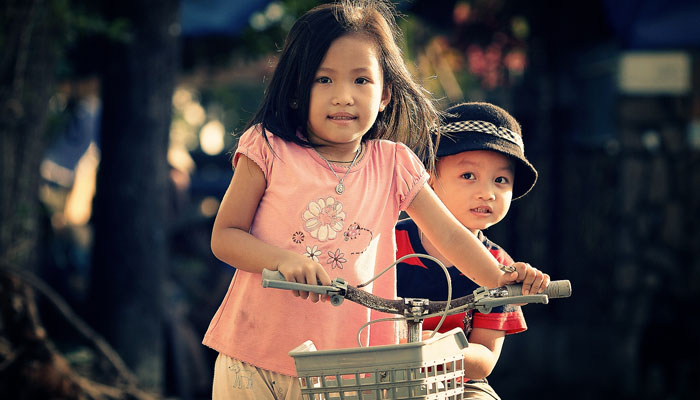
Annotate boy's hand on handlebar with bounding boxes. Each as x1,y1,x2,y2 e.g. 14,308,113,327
497,262,550,295
276,255,332,302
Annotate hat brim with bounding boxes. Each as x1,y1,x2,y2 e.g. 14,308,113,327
435,132,538,200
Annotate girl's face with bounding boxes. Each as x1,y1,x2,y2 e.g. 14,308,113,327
307,33,391,159
430,150,514,234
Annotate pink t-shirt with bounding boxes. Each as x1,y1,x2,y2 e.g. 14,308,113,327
202,125,429,376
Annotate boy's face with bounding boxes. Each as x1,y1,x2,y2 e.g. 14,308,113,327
430,150,514,234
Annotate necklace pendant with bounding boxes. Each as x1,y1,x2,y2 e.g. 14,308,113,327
314,143,361,197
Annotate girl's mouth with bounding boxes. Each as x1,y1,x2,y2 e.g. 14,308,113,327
471,207,492,214
328,113,357,120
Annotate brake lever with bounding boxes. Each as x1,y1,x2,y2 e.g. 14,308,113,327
472,286,549,314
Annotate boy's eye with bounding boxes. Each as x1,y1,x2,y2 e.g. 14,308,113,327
355,77,370,84
461,173,475,180
316,76,332,84
495,176,510,184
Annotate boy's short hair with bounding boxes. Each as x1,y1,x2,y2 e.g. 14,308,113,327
435,102,538,199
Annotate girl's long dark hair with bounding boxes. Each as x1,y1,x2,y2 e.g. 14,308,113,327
245,0,440,171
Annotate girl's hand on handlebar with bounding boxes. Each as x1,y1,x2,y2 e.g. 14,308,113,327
276,254,332,302
497,262,550,295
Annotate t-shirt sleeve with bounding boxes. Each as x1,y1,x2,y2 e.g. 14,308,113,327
472,306,527,335
233,125,272,179
395,142,429,211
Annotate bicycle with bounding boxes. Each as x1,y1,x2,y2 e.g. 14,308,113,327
261,256,571,399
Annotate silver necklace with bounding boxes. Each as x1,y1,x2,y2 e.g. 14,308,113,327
314,144,362,195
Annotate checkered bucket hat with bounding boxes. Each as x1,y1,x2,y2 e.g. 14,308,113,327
435,102,538,199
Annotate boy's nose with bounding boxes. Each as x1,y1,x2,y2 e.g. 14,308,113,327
476,183,496,201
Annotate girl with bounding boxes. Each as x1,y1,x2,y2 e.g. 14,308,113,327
204,1,546,399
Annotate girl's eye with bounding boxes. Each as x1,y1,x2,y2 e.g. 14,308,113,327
355,77,370,84
316,77,332,84
495,176,510,184
461,173,475,180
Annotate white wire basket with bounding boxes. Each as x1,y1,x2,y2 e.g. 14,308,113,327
289,327,468,399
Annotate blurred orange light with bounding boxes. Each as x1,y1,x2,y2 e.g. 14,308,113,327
199,120,225,156
453,2,471,25
200,197,220,218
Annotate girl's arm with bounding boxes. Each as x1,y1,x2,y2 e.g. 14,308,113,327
211,154,331,301
406,185,505,288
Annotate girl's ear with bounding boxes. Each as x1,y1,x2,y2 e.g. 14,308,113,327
379,83,392,111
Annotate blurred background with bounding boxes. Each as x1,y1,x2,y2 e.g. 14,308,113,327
1,0,699,399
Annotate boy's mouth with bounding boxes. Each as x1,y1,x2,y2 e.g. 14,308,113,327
471,207,492,214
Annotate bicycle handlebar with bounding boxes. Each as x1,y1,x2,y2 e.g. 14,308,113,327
261,269,571,317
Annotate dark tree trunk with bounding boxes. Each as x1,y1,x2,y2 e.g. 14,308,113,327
0,4,59,392
0,0,57,271
0,1,86,397
89,0,179,391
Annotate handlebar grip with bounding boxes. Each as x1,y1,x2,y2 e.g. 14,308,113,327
261,268,336,296
505,280,572,298
262,269,286,284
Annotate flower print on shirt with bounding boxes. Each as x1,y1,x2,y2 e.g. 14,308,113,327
304,245,322,262
292,231,305,244
344,222,374,255
344,222,361,241
327,248,347,270
303,197,345,242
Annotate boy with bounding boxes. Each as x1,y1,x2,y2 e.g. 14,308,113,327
395,102,547,399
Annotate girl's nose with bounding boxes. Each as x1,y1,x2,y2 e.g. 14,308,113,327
332,84,353,106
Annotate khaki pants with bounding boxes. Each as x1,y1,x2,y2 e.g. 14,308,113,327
212,353,302,400
463,378,501,400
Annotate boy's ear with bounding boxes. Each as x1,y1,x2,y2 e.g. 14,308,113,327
379,83,392,111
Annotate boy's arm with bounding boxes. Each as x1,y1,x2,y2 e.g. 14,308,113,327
211,154,331,301
405,185,504,288
418,327,504,379
461,328,505,379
